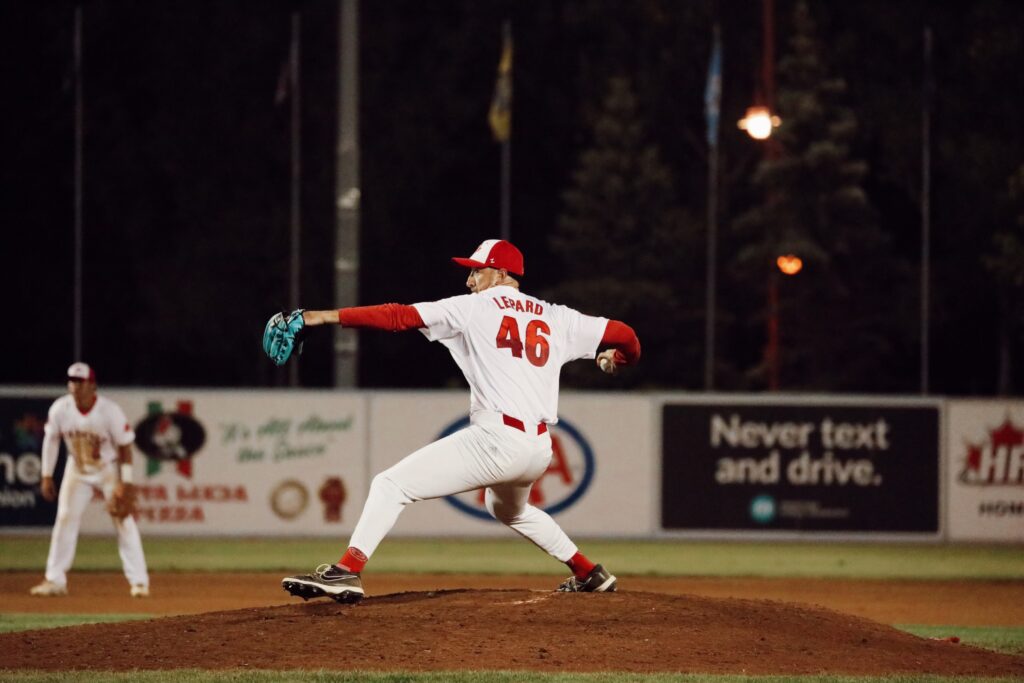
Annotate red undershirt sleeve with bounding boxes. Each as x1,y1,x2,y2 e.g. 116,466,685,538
600,320,641,365
338,304,425,332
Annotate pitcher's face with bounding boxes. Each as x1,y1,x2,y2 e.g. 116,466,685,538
466,267,503,293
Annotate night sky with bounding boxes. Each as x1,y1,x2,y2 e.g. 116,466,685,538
3,1,1022,395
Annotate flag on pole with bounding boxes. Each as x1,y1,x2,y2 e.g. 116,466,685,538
704,25,722,147
488,23,513,142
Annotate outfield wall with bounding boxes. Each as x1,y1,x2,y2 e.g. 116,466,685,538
657,394,943,540
0,387,1020,542
945,400,1024,541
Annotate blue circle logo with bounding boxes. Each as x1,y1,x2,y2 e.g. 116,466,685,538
438,416,595,521
750,494,776,524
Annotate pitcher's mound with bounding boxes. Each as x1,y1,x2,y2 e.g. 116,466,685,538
3,589,1022,676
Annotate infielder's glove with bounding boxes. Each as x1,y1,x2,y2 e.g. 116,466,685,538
106,485,137,520
263,309,306,366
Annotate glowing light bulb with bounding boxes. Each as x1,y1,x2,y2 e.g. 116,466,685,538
776,254,803,275
738,106,781,140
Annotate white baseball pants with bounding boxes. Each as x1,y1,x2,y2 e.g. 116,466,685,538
43,461,149,588
349,411,579,563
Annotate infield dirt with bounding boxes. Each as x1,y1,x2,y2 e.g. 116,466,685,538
2,573,1023,676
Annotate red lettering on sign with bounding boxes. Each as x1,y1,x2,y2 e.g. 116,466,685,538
136,505,205,523
137,485,168,502
175,485,249,501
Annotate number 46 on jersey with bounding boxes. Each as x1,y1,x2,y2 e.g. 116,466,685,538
496,316,550,367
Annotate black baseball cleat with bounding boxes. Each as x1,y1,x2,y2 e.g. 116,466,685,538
557,563,617,593
282,564,364,604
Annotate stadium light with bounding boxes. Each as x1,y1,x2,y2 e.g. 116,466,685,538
738,105,781,140
776,254,803,275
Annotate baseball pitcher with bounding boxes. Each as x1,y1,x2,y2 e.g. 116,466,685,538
264,239,640,603
30,362,150,597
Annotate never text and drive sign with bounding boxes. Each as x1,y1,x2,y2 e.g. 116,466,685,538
661,402,940,533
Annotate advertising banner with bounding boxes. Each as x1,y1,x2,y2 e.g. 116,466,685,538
661,401,940,534
73,390,369,536
947,400,1024,541
3,388,656,537
0,396,62,527
369,392,657,537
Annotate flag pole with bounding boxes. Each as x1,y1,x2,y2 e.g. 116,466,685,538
73,4,84,362
920,24,932,395
288,10,302,388
704,133,718,391
500,20,512,240
500,114,511,241
489,20,513,240
704,23,722,391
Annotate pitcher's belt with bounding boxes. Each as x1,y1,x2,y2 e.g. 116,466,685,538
502,414,547,435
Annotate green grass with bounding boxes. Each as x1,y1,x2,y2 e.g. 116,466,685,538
1,673,1023,683
897,625,1024,656
2,536,1022,579
0,613,151,634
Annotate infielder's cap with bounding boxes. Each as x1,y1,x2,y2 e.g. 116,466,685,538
452,239,524,276
67,362,96,382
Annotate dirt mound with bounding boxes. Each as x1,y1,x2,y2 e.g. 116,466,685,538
3,589,1022,676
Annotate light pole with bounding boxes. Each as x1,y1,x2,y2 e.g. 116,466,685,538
739,0,785,391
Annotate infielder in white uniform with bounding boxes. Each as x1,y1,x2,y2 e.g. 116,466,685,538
271,240,641,603
30,362,150,597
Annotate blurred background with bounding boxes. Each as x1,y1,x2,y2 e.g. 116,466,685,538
3,0,1022,395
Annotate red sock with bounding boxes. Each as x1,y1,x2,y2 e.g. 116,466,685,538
566,551,596,580
338,547,368,573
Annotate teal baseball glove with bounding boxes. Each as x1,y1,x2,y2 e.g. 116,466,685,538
263,309,306,366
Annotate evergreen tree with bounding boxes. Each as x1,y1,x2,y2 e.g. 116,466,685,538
729,0,908,391
547,75,702,387
985,164,1024,393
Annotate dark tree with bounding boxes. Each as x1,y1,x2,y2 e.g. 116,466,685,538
729,0,910,391
985,165,1024,394
546,76,703,388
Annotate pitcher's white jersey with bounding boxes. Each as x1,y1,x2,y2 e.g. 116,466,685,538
44,395,135,474
413,285,607,425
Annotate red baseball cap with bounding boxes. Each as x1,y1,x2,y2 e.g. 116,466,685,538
452,239,524,276
67,362,96,382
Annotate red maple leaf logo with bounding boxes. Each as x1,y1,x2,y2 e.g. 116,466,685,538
961,416,1024,485
989,418,1024,452
965,444,982,472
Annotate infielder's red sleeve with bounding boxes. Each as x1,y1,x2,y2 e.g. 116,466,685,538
601,320,641,365
338,304,425,331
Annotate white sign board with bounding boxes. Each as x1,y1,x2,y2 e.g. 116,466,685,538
946,400,1024,541
78,390,368,536
369,391,657,537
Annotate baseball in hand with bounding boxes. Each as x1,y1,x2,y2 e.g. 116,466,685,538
598,356,618,375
